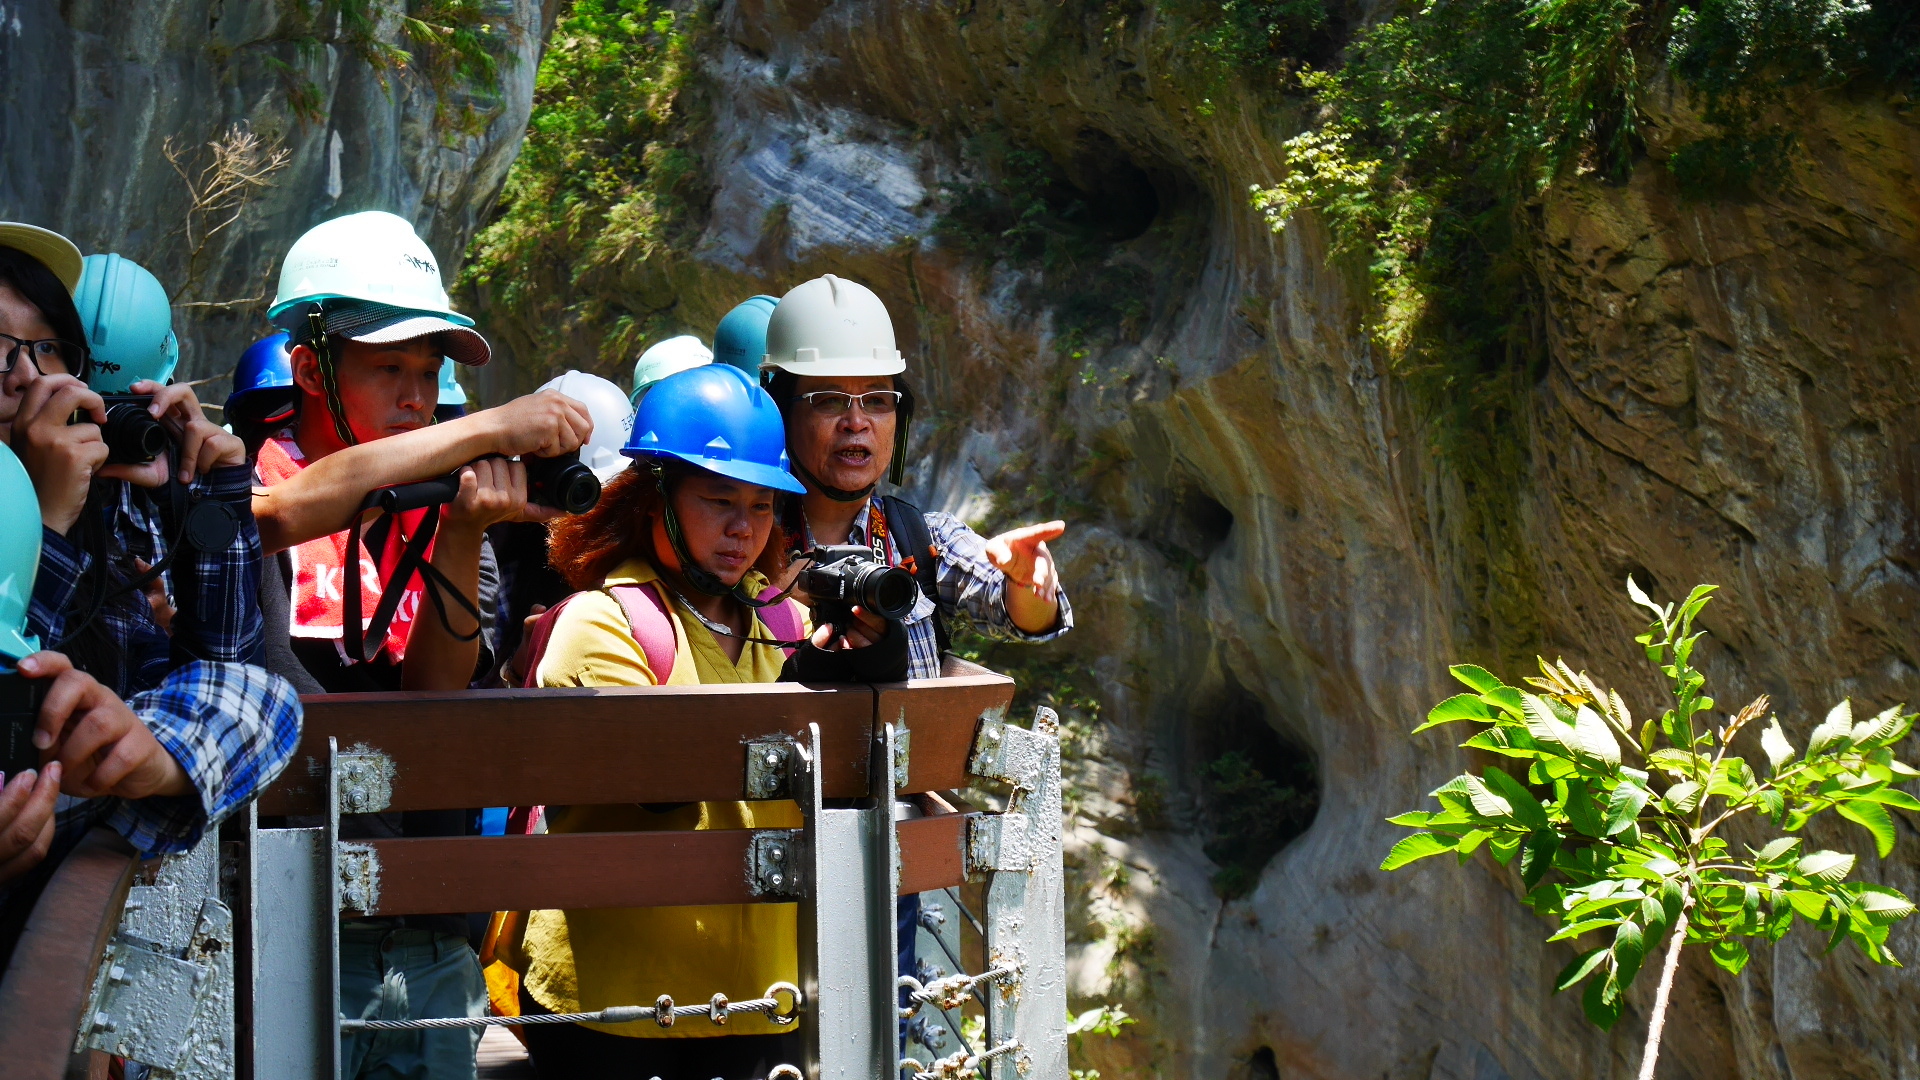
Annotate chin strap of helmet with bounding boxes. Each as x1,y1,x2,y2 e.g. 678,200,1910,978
888,380,914,486
307,308,358,448
649,462,793,609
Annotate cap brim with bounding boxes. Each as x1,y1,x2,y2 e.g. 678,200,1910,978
624,450,806,494
347,315,491,367
760,356,906,378
0,223,84,292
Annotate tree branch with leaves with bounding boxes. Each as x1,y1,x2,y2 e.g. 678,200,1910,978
1385,579,1918,1078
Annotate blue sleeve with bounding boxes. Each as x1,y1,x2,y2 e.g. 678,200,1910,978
160,465,264,668
27,527,89,647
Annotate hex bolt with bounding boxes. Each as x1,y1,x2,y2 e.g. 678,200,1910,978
769,871,784,887
108,964,129,984
92,1012,115,1033
769,844,784,862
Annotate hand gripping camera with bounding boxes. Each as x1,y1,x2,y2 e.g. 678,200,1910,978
1,665,44,780
798,545,919,632
69,394,168,465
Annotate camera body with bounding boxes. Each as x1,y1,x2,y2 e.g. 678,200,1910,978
798,545,918,630
523,451,601,514
0,668,44,780
68,393,168,465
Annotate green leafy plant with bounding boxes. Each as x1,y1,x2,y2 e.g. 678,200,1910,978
1066,1004,1138,1080
1385,579,1918,1077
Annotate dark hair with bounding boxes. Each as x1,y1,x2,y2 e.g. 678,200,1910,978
546,462,792,592
0,245,90,380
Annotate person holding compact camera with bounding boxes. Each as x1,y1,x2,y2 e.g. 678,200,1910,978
492,364,900,1079
0,227,262,701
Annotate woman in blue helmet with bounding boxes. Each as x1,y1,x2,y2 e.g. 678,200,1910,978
504,364,901,1078
226,332,297,455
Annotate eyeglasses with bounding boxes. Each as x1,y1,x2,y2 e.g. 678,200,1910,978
792,390,903,417
0,332,86,375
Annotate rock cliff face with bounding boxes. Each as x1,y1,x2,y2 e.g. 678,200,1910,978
0,0,552,390
470,3,1920,1078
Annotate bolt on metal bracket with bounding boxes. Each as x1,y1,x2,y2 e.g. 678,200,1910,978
337,842,381,913
968,719,1045,793
745,735,801,800
334,745,395,814
81,937,210,1068
749,829,806,898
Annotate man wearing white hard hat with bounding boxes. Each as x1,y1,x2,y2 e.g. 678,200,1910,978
248,211,590,1080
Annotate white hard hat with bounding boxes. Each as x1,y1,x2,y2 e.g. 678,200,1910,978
538,370,635,482
268,210,473,330
761,274,903,378
629,335,712,403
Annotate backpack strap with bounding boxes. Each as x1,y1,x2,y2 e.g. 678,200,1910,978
881,495,948,656
754,587,805,657
518,594,576,689
610,582,677,683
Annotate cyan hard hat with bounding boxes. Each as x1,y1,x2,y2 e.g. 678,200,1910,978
226,332,296,424
622,364,803,494
0,442,43,662
76,253,178,393
630,335,712,404
713,295,778,376
438,357,468,406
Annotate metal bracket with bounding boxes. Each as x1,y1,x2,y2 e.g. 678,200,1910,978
968,718,1046,793
749,829,805,898
967,813,1032,874
745,734,801,800
84,938,209,1066
334,745,395,814
894,728,913,790
337,842,381,913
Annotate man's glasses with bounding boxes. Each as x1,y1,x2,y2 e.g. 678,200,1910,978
0,333,85,375
792,390,903,417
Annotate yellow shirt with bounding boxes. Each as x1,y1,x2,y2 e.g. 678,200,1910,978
525,557,808,1037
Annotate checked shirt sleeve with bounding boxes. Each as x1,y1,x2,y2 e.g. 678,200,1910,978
156,465,265,667
923,512,1073,644
103,661,301,855
27,527,92,647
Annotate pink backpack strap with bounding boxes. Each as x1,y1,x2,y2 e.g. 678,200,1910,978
610,583,677,683
518,594,577,689
755,587,804,658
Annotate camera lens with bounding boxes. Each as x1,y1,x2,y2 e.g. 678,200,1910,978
525,452,602,514
103,402,167,464
855,563,918,621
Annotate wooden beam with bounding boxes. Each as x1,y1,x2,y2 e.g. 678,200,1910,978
877,657,1015,794
0,828,138,1079
261,682,876,815
898,812,973,895
354,830,769,915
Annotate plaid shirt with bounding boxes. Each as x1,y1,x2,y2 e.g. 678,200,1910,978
28,465,263,697
841,504,1073,681
0,661,301,911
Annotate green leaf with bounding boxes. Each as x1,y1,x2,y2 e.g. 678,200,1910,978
1386,811,1433,827
1787,890,1830,920
1481,686,1526,717
1573,705,1622,766
1797,850,1857,883
1449,664,1504,694
1463,730,1544,759
1455,829,1493,858
1625,575,1661,617
1521,829,1560,889
1611,920,1646,988
1482,766,1549,830
1837,800,1897,859
1851,705,1912,749
1709,939,1749,975
1548,917,1626,942
1808,700,1854,757
1554,946,1608,992
1563,779,1607,838
1641,854,1682,877
1582,970,1623,1030
1438,775,1514,821
1852,787,1920,813
1522,693,1574,755
1664,781,1702,815
1647,749,1697,778
1603,780,1650,836
1754,836,1802,863
1761,720,1795,772
1381,832,1457,871
1415,693,1495,733
1856,885,1918,923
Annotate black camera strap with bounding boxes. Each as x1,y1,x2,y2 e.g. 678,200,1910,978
340,496,484,665
53,477,241,649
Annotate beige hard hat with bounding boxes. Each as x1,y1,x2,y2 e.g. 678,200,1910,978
761,275,904,378
0,222,84,292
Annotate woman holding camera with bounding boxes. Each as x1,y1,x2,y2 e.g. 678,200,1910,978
0,224,260,698
508,363,900,1078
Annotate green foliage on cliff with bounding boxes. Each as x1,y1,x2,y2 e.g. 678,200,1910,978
271,0,517,128
462,0,707,366
1388,580,1918,1052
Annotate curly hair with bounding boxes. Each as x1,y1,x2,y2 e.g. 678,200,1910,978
546,462,792,591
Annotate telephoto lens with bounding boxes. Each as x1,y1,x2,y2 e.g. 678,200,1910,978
96,394,167,465
523,451,602,514
799,545,919,624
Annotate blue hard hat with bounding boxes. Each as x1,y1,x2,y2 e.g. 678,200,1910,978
437,357,468,406
76,253,178,393
623,364,804,494
712,295,779,376
226,332,296,416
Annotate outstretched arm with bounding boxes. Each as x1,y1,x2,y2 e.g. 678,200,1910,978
254,392,593,554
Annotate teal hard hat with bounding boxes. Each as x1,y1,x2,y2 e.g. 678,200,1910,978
75,253,178,394
713,295,778,376
0,442,43,662
437,357,468,406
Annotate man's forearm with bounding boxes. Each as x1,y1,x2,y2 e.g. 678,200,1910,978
253,416,501,554
400,529,488,692
1005,584,1061,635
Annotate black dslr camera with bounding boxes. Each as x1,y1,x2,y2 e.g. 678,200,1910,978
1,667,45,780
799,545,918,631
523,451,602,514
69,394,168,465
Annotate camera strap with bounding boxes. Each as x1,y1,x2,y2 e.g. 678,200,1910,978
340,495,484,664
658,579,809,650
52,478,242,649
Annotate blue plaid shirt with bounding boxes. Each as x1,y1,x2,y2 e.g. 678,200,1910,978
28,465,263,697
0,660,300,911
841,504,1073,680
